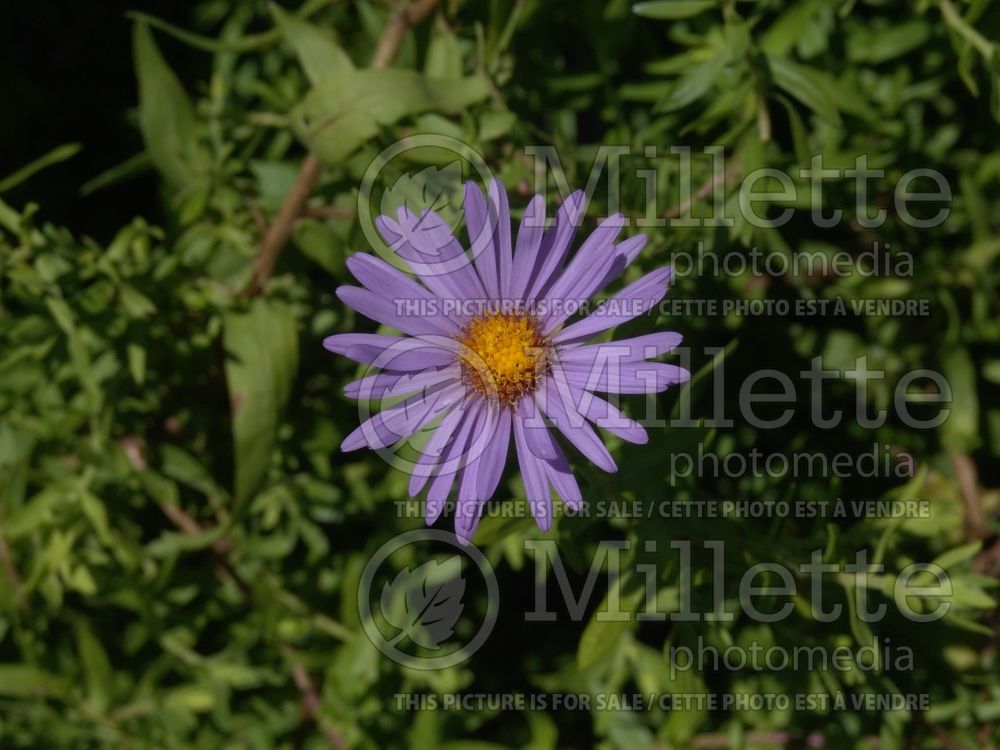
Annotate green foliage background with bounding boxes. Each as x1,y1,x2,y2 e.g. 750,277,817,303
1,0,999,747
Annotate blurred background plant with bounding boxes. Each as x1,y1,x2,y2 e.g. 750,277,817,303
1,0,999,747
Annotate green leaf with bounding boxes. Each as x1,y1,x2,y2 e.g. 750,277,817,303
767,55,842,126
950,577,996,610
80,152,152,197
161,444,222,499
292,69,491,165
761,2,821,57
848,20,931,64
132,22,203,188
271,4,354,85
576,575,639,671
0,664,71,698
224,299,299,504
632,1,717,20
656,53,726,112
146,525,227,558
940,346,979,451
127,343,146,385
75,619,113,713
79,491,112,546
292,218,346,276
932,541,982,570
425,23,463,79
45,297,101,413
478,107,517,141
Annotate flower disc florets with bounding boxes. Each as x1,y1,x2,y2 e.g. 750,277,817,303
457,313,549,405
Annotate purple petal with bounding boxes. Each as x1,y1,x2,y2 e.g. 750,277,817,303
556,360,690,394
587,233,648,296
465,181,499,298
508,195,546,300
518,394,558,460
540,214,625,327
556,332,683,366
455,405,501,542
476,407,512,501
346,253,431,302
376,208,485,302
524,191,585,302
323,333,458,371
550,266,674,343
344,366,460,400
409,401,468,500
488,179,513,298
426,400,484,520
562,223,632,304
341,383,464,451
578,391,648,444
586,234,649,304
336,286,456,337
539,434,584,511
536,380,617,473
513,413,552,531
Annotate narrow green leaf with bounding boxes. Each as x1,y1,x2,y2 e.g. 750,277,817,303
932,541,982,570
0,143,82,194
75,620,113,713
656,54,726,112
768,55,842,126
0,664,71,698
79,152,151,197
940,346,980,451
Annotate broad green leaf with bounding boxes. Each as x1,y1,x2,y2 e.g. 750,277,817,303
292,68,491,165
224,298,299,504
478,107,517,141
292,218,346,276
132,22,203,188
425,23,463,79
271,4,353,85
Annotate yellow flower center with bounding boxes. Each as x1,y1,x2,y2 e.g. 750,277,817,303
457,313,549,405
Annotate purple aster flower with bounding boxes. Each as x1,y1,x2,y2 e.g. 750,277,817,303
325,180,689,543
